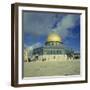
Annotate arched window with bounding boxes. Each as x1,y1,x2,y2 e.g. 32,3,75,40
59,50,61,54
57,51,58,54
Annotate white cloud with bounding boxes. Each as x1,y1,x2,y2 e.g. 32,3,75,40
28,42,42,50
23,12,55,35
52,15,80,38
23,12,80,39
24,44,28,48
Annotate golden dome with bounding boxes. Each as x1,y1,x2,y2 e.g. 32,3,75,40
47,32,61,42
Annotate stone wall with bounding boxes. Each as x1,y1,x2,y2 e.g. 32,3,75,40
38,55,67,61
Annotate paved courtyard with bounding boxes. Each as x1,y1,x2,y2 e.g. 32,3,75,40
24,60,80,77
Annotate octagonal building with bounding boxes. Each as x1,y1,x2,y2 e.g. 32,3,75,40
32,32,71,61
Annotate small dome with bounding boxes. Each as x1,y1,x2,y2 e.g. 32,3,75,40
47,32,61,42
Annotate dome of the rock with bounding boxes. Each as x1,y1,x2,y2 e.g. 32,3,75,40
47,32,61,42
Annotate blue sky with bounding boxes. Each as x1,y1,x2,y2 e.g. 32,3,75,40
23,11,80,52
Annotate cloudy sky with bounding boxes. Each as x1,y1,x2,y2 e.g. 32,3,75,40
23,11,80,52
